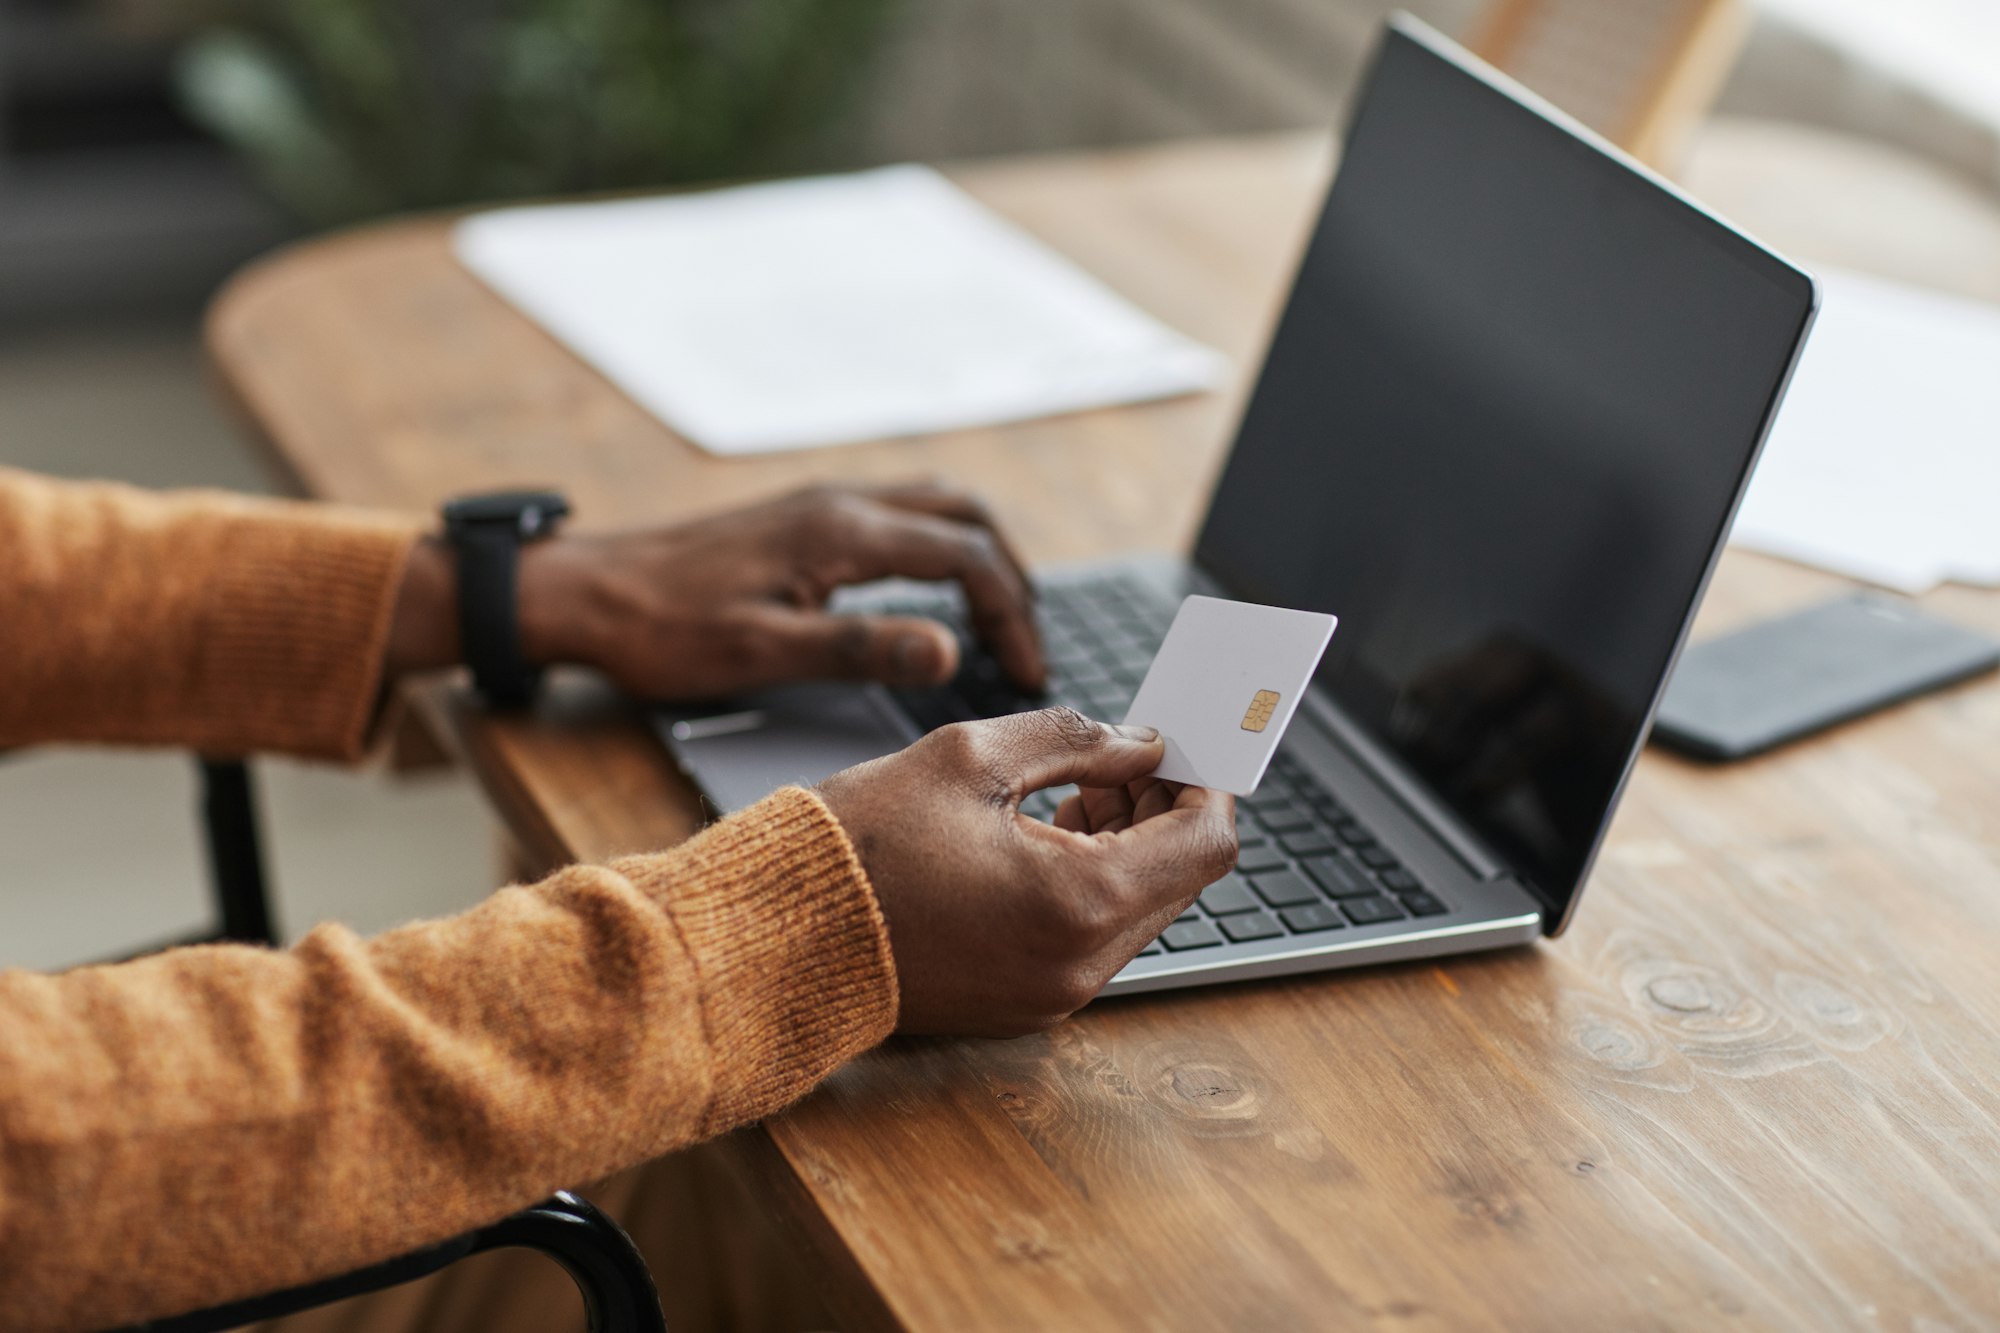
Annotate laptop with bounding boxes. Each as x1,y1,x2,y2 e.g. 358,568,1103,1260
656,14,1819,996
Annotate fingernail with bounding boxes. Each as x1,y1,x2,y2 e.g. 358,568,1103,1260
893,631,945,684
1111,723,1159,742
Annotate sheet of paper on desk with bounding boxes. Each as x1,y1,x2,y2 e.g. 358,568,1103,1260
452,165,1228,456
1729,266,2000,593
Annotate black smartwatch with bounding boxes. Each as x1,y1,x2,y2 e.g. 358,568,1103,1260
441,489,571,709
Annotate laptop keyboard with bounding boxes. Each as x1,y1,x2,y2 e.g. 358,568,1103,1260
878,574,1450,954
1139,751,1452,955
888,572,1165,732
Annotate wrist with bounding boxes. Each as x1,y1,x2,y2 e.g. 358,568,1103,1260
384,532,597,681
384,536,460,680
517,536,601,668
438,488,572,707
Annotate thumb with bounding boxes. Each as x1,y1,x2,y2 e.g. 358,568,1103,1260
963,707,1164,798
751,609,961,687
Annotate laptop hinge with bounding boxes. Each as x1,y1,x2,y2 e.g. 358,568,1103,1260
1297,688,1508,881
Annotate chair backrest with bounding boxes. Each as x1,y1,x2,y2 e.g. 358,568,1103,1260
106,1191,666,1333
1466,0,1749,168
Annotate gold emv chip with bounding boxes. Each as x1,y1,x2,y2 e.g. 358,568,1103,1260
1240,689,1281,733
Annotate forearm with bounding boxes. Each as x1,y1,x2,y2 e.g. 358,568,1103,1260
0,467,422,759
0,786,896,1333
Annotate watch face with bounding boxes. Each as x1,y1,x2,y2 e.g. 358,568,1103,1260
444,489,571,535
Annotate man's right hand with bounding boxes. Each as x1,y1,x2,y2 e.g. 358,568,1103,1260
817,708,1238,1036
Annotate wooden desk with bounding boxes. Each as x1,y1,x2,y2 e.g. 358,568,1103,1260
208,133,2000,1330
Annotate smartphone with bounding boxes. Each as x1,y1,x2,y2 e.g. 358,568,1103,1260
1652,594,2000,761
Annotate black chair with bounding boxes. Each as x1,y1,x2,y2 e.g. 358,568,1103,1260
98,759,668,1332
112,1189,666,1333
195,758,278,946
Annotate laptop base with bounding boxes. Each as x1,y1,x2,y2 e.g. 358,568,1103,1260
654,554,1545,994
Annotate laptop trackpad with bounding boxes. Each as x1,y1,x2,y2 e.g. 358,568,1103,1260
659,683,920,814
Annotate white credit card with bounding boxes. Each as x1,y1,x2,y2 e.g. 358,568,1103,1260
1122,596,1337,796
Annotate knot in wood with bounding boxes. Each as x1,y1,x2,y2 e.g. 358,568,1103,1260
1572,1012,1661,1072
1645,974,1715,1013
1774,970,1891,1051
1162,1062,1258,1120
1776,973,1863,1026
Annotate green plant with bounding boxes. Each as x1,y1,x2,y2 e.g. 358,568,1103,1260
177,0,900,225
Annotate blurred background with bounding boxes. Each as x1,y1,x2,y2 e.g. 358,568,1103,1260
4,0,1998,968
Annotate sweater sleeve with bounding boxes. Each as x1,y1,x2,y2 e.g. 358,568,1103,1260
0,785,898,1333
0,465,420,760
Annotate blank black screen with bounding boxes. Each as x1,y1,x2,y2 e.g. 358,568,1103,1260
1194,26,1813,921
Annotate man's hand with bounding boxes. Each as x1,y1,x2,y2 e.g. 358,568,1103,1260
817,708,1238,1036
387,483,1043,697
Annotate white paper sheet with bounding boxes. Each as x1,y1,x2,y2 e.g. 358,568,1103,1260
453,165,1228,456
1730,266,2000,593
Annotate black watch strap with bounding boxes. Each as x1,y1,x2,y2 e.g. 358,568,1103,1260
442,490,570,710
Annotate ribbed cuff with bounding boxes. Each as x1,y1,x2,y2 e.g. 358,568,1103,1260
609,787,898,1132
196,505,422,761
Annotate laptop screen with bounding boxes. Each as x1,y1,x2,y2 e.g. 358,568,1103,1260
1192,21,1816,926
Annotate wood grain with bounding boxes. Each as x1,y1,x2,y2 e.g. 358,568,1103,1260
1465,0,1747,169
208,131,2000,1330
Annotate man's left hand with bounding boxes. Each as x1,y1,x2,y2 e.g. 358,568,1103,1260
388,482,1045,700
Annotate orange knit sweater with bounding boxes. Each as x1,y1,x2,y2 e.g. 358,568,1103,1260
0,467,899,1332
